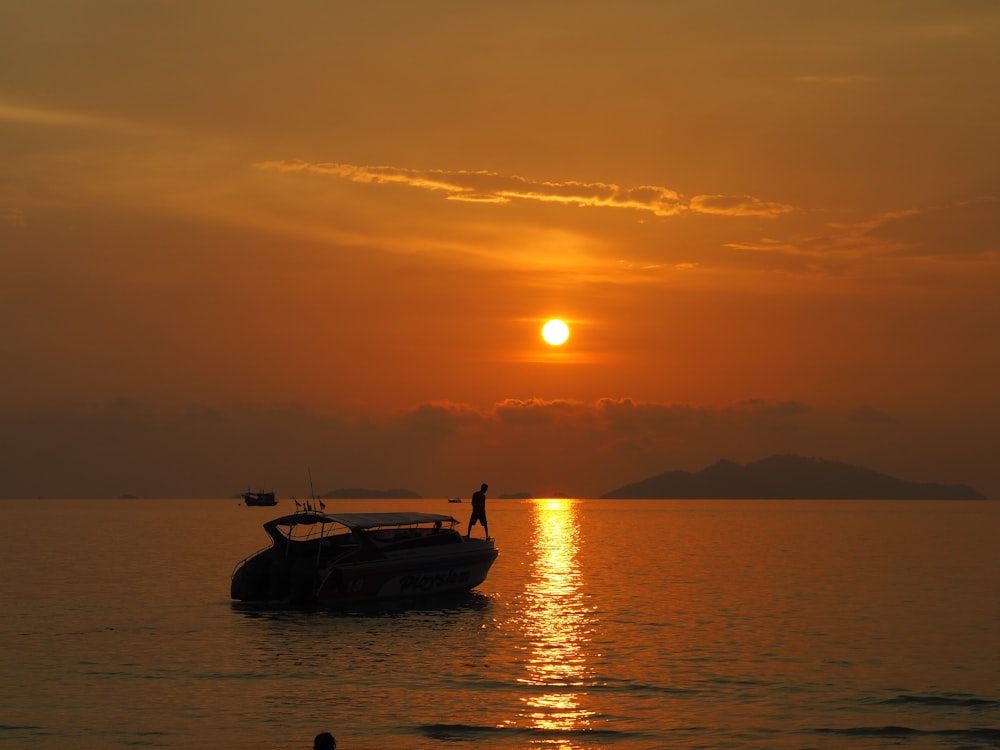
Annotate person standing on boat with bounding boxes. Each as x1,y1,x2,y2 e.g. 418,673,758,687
467,482,489,538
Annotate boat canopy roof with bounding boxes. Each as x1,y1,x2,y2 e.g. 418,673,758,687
268,511,458,530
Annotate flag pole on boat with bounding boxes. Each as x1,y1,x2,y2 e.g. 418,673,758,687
308,467,316,512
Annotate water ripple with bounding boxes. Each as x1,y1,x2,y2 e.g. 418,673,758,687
814,725,1000,744
419,722,657,742
880,693,999,708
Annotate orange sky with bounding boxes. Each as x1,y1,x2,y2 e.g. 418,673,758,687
2,2,998,498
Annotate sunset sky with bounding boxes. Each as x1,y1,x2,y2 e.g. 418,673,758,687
2,1,998,499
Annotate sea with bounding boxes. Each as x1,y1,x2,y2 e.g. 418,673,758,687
1,498,997,750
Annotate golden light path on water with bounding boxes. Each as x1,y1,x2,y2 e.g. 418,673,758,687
511,498,597,748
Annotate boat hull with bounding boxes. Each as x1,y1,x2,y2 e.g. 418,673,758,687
230,518,499,606
243,491,277,506
316,546,498,603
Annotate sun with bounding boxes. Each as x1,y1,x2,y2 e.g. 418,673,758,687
541,319,570,346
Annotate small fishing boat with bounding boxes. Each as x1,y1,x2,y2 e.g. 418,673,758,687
243,489,277,506
230,503,498,605
447,497,462,503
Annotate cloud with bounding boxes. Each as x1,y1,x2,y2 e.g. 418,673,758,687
690,194,796,218
723,238,803,254
722,197,1000,272
398,401,482,433
849,405,898,425
731,399,811,419
864,198,1000,259
1,208,25,227
254,160,795,219
0,100,150,134
4,395,980,498
796,74,874,86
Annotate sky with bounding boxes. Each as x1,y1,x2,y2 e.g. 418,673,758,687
2,1,999,499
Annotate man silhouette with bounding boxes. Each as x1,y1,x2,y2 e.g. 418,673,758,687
467,482,489,538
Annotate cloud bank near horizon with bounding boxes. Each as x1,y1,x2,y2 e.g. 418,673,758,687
1,396,989,500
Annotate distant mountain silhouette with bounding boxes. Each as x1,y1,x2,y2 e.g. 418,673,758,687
321,487,422,499
601,455,985,499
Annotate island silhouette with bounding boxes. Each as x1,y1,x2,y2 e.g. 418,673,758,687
601,454,985,500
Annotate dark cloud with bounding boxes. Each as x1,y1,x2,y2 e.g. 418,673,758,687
866,198,1000,259
2,396,991,498
731,399,811,418
849,405,898,424
398,402,481,433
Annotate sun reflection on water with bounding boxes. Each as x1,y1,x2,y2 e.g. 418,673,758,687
512,498,596,747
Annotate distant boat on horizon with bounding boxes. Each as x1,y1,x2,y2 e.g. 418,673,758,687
447,497,462,503
243,489,277,506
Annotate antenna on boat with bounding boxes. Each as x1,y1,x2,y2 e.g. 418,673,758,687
307,467,317,512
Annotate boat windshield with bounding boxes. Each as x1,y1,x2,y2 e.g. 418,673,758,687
265,512,459,544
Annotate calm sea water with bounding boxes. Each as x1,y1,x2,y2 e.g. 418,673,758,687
1,498,997,749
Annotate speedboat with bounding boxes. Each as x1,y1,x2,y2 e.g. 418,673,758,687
243,490,277,506
230,505,498,605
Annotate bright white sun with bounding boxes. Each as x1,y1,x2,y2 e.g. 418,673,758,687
541,319,570,346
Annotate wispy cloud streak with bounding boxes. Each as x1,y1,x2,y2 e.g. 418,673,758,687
255,160,795,219
0,100,143,132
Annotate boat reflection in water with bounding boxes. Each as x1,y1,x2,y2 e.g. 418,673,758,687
513,498,597,747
